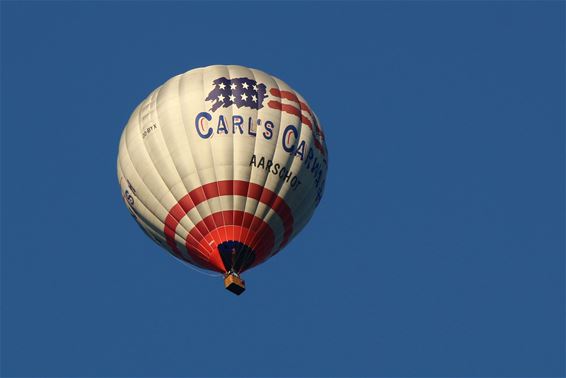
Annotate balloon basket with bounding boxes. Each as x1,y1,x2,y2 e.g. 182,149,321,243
224,273,246,295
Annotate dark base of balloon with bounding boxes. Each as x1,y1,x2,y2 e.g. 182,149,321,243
218,240,256,273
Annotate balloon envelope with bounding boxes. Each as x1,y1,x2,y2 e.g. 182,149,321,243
117,65,327,276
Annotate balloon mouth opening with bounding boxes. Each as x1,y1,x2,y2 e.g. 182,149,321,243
218,241,256,274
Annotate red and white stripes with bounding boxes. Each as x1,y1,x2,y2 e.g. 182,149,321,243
163,180,294,273
267,88,326,156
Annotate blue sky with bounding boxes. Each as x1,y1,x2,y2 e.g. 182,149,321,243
1,2,564,377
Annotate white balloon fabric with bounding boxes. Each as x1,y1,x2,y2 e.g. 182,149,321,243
117,65,327,275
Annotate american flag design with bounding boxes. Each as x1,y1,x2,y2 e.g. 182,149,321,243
205,76,326,157
205,77,268,112
266,87,326,157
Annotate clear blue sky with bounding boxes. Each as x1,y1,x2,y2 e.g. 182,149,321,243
1,2,564,377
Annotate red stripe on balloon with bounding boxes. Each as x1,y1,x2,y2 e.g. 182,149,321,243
269,88,313,117
267,100,312,127
269,88,326,140
267,100,326,156
164,180,294,271
185,210,275,272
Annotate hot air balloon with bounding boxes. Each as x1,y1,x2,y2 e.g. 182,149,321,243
117,65,327,295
